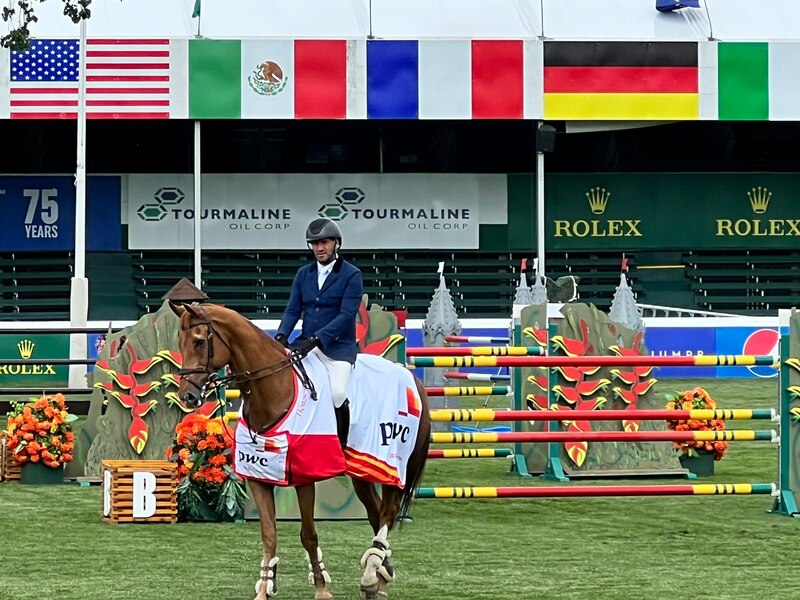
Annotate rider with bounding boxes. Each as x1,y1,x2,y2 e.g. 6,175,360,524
274,218,363,446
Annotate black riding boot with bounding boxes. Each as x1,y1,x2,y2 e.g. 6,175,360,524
335,399,350,447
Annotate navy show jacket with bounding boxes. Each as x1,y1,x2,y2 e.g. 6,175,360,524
276,256,363,363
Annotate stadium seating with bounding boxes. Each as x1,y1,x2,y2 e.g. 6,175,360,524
0,254,73,320
684,251,800,314
0,250,642,319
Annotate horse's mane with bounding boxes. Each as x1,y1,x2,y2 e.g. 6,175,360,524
209,303,280,349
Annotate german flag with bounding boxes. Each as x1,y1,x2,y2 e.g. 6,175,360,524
544,42,699,120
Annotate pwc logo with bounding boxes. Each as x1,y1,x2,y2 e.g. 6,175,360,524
238,450,270,467
742,329,779,378
379,422,411,446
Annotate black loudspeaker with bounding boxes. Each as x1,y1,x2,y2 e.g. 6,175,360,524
536,124,557,153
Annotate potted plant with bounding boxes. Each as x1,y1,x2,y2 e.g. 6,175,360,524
167,413,247,522
5,393,76,485
665,387,728,476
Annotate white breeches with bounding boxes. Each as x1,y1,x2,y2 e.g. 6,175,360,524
311,347,353,408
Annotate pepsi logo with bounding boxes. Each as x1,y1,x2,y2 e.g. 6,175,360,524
742,329,779,378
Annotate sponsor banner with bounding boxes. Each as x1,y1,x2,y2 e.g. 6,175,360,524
128,173,491,250
547,173,800,251
0,335,69,386
0,176,121,251
715,327,780,379
645,327,717,379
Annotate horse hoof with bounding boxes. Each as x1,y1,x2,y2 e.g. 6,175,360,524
360,584,380,600
314,591,333,600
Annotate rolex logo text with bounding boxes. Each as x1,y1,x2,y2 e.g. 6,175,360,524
716,187,800,237
554,187,643,238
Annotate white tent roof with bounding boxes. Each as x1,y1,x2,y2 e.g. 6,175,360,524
12,0,800,41
370,0,541,38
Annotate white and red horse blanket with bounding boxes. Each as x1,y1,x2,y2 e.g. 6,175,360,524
232,353,422,488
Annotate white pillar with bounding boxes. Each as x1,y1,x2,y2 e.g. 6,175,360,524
69,19,89,388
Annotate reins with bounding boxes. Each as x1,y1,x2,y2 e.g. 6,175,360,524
178,305,318,438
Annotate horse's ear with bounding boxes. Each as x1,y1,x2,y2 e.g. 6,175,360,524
168,301,187,319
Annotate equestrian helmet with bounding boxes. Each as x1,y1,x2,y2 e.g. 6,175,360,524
306,218,342,244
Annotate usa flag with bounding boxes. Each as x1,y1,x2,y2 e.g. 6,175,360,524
10,38,172,119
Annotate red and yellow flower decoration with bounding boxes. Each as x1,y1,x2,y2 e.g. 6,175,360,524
166,413,246,521
5,394,76,468
665,387,728,461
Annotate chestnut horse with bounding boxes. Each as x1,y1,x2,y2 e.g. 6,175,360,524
171,302,430,600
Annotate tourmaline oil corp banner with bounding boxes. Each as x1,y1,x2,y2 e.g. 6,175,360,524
127,173,497,250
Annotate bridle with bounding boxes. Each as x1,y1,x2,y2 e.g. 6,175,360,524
177,306,317,422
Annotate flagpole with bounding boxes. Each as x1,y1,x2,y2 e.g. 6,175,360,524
69,18,89,388
536,124,546,278
75,20,87,280
194,121,202,289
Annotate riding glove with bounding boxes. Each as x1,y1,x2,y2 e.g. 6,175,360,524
296,336,320,355
274,333,289,348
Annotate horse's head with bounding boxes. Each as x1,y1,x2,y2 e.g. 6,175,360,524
170,302,233,408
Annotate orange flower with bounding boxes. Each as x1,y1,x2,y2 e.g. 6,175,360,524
208,454,228,467
5,394,75,466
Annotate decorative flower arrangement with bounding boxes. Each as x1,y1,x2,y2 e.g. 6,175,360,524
665,387,728,461
5,394,76,468
166,413,247,522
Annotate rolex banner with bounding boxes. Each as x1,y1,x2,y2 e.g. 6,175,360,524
0,335,69,386
547,173,800,250
128,174,494,250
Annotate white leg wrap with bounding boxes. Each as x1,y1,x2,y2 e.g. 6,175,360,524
360,546,385,570
360,526,392,588
307,547,332,586
255,556,279,597
360,551,383,588
377,560,395,583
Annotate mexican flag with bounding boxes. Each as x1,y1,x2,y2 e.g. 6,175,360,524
189,39,359,119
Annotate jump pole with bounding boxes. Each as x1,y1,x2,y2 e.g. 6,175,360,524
445,335,511,344
425,386,511,397
428,449,513,459
416,483,778,499
407,346,543,357
430,430,778,444
444,372,511,383
430,408,777,422
408,355,777,368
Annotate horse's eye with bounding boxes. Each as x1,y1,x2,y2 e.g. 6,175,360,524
194,339,205,349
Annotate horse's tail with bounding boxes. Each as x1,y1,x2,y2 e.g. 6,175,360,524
398,375,431,520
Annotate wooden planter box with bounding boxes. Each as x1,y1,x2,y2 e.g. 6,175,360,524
1,433,21,483
101,460,178,524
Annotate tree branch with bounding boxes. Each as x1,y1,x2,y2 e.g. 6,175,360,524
2,0,92,52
